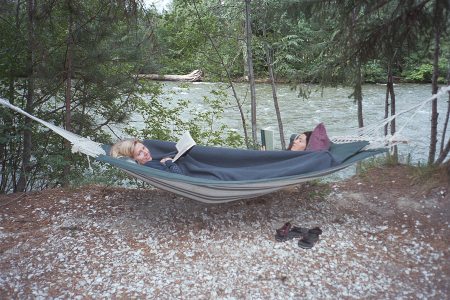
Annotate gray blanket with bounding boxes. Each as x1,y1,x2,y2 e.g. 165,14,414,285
143,140,370,181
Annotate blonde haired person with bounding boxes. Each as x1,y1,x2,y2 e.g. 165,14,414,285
110,139,183,174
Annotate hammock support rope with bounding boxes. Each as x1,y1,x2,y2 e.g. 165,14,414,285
331,85,450,149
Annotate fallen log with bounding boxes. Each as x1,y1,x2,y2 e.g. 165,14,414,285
138,70,203,82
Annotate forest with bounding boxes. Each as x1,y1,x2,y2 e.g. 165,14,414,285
0,0,449,193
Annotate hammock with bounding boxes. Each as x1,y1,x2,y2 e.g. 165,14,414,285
1,86,448,203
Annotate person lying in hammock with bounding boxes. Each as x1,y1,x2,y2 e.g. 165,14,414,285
287,123,330,152
109,122,338,181
110,139,184,175
287,131,312,151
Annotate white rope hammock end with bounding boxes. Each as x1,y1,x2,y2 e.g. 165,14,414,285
0,97,106,157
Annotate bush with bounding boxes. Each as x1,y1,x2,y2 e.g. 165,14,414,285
403,63,433,82
363,61,386,83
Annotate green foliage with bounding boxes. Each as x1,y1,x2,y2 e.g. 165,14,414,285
363,61,386,83
149,0,448,85
403,63,434,82
124,83,244,148
185,88,244,147
403,59,449,83
0,0,163,192
154,0,243,79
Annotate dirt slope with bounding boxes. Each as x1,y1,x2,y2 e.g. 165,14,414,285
0,165,448,298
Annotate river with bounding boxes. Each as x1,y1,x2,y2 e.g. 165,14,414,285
129,82,448,179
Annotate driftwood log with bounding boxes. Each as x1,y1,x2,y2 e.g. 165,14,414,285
138,70,203,82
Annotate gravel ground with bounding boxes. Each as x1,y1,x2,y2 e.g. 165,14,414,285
0,165,449,299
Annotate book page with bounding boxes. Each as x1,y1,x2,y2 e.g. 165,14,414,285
173,131,196,162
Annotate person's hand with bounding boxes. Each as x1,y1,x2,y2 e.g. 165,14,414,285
160,157,173,165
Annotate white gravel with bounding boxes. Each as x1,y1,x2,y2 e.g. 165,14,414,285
0,181,448,299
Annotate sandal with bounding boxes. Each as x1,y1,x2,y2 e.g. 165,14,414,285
275,222,292,241
276,222,292,237
291,226,309,236
298,227,323,249
275,223,309,242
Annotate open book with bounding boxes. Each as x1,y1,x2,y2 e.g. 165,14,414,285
172,131,196,162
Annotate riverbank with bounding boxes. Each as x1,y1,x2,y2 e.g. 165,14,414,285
0,165,448,298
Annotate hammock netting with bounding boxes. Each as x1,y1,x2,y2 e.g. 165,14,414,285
2,86,449,203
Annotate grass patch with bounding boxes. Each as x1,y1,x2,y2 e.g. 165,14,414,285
410,163,449,189
298,180,332,201
355,154,399,176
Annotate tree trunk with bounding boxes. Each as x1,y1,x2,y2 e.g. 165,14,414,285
384,66,390,137
1,1,22,193
428,2,441,165
241,20,248,80
388,71,398,161
245,0,258,146
0,79,14,193
63,2,73,187
355,59,364,128
263,30,286,150
440,55,450,152
435,61,450,165
138,70,203,82
16,0,36,192
435,138,450,165
350,7,363,129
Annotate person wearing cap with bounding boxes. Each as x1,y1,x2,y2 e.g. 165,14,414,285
287,131,312,151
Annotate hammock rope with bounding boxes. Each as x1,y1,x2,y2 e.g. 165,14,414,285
330,85,450,149
0,98,105,157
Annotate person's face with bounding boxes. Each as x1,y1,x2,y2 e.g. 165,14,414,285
291,134,308,151
133,142,152,164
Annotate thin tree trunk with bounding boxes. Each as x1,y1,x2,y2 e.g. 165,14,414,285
384,66,390,136
435,61,450,165
0,80,15,193
190,0,250,148
351,7,363,129
1,0,21,193
63,2,73,187
428,3,441,165
241,21,248,80
446,160,450,175
263,29,286,150
438,57,450,153
16,0,35,192
388,71,398,161
355,59,363,128
245,0,258,146
435,138,450,165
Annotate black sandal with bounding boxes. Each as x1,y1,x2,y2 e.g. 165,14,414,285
275,223,309,242
291,226,309,236
298,227,322,249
